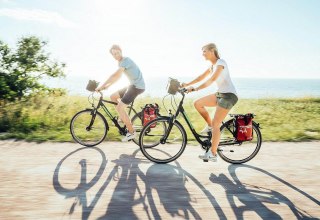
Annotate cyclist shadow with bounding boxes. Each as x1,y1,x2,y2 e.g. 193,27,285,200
209,164,319,220
97,153,149,220
98,154,203,219
99,155,227,220
53,147,227,220
144,164,201,219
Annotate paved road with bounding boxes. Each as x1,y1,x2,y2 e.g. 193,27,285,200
0,140,319,220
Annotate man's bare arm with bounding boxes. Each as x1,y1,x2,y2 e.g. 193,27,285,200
96,67,124,91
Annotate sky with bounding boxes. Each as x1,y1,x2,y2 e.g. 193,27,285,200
1,0,320,84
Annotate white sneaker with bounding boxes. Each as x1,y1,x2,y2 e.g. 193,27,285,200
199,150,218,162
199,150,211,160
207,154,218,162
121,132,136,142
200,125,212,134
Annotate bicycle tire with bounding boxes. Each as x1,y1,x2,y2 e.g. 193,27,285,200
218,119,262,164
139,117,187,163
70,109,108,147
131,111,143,146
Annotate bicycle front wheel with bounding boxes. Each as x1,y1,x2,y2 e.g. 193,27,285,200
139,117,187,163
218,119,262,164
131,112,143,146
131,112,166,148
70,109,108,147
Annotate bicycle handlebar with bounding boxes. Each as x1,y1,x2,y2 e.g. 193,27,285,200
97,91,103,97
179,87,188,93
90,90,103,98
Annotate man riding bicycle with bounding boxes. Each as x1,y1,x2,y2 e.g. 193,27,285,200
96,45,145,142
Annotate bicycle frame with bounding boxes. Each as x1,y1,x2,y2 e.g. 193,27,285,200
88,93,140,135
160,89,239,147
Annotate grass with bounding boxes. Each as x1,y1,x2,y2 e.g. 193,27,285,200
0,94,319,143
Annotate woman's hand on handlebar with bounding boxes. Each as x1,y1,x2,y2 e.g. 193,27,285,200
179,82,195,93
178,87,193,94
181,82,188,88
185,86,196,93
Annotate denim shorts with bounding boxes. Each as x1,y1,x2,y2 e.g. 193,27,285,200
118,85,145,105
216,92,238,109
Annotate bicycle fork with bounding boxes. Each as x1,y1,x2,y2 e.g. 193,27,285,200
160,116,175,144
86,109,98,131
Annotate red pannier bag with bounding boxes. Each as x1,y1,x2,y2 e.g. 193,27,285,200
143,103,159,128
236,113,254,141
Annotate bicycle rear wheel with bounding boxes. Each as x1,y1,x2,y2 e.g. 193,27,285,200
139,117,187,163
218,119,262,164
70,109,108,147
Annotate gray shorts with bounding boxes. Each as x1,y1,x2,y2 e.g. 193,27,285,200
118,85,145,105
216,92,238,109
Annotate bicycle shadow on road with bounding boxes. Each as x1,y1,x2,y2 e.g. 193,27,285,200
53,146,110,220
53,147,228,220
98,151,228,220
209,164,319,220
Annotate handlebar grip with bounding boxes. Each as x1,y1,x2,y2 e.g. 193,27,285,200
179,88,188,93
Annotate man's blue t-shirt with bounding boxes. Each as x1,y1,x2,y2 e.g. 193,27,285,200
119,57,145,89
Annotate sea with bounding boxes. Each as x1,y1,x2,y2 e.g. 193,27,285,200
42,75,320,99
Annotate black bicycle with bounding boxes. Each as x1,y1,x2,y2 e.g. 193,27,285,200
139,88,262,164
70,91,146,146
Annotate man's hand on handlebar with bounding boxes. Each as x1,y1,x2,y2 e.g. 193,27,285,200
95,86,105,96
95,85,106,92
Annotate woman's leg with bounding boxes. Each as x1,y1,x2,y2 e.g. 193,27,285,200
193,94,217,126
211,105,230,155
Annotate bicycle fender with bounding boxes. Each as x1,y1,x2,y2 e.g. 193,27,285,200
253,121,261,129
220,119,234,131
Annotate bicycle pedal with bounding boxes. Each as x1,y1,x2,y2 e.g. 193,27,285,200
203,159,208,162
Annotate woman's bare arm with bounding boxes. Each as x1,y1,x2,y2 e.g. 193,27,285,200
192,65,224,91
182,68,211,87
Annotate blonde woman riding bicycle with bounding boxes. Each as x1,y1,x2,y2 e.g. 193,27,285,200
182,43,238,162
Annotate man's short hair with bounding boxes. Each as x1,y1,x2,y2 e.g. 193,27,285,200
109,44,122,54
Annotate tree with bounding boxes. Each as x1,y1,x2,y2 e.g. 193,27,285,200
0,36,66,102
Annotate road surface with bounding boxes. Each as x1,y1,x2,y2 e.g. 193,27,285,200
0,140,319,219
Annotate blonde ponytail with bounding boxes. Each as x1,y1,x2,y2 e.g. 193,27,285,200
202,43,220,59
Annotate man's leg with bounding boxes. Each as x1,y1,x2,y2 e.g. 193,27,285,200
117,85,144,138
110,87,127,103
116,101,134,134
110,92,120,103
